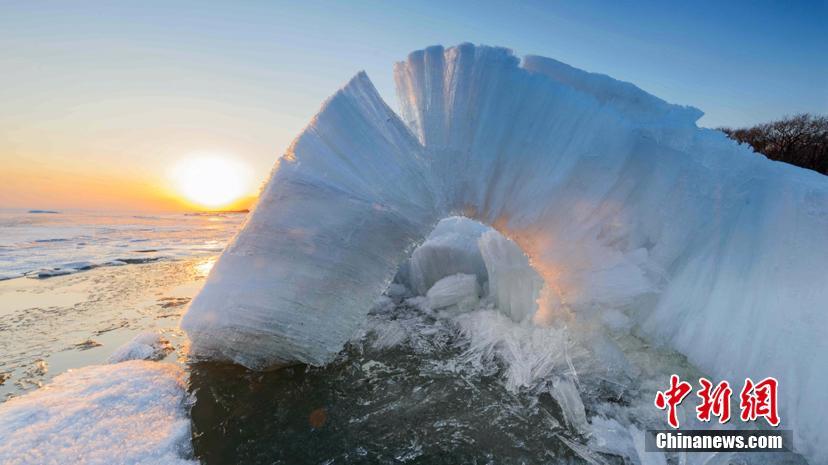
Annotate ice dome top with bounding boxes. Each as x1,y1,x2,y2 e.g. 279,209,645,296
181,44,828,463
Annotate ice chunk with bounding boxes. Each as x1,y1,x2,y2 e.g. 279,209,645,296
550,376,589,434
370,320,409,349
426,273,480,313
478,230,544,322
0,361,196,465
588,416,638,463
107,332,174,363
454,310,577,391
61,261,95,271
405,217,489,294
25,268,75,279
183,44,828,463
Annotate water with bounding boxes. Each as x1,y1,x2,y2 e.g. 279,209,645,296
0,209,244,280
0,209,244,399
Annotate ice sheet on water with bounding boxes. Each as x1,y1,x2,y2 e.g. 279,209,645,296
183,44,828,463
0,361,195,465
0,210,243,279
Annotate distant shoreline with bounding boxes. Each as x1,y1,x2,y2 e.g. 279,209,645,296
185,209,249,216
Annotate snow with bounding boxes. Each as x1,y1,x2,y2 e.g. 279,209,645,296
107,332,174,363
425,273,480,313
0,361,196,465
182,44,828,464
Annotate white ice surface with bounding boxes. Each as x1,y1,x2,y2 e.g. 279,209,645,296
182,44,828,464
0,361,195,465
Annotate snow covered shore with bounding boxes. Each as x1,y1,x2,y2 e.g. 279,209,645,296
0,361,195,465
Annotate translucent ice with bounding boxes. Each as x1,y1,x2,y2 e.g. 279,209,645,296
182,44,828,463
425,273,480,313
550,376,589,434
404,217,489,294
478,230,544,322
453,310,577,391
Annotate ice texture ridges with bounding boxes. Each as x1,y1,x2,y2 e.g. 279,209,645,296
478,229,543,322
182,44,828,463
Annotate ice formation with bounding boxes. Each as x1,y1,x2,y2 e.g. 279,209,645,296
478,230,544,322
107,332,174,363
403,217,489,294
0,361,195,465
182,44,828,463
425,273,480,313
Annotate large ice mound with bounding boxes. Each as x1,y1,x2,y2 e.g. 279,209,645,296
182,44,828,463
0,361,195,465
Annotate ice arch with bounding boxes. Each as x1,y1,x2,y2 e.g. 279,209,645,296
182,44,828,462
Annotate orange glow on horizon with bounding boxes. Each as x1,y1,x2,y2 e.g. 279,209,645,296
0,155,259,213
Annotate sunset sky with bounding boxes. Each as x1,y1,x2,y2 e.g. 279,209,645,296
1,0,826,212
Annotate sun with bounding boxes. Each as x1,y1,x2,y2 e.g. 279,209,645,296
171,154,252,209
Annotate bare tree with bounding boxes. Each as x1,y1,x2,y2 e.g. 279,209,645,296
720,114,828,175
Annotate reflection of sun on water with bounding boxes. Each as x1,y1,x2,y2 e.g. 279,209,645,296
195,258,217,277
171,154,252,210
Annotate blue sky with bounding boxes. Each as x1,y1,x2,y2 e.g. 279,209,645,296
1,0,826,209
